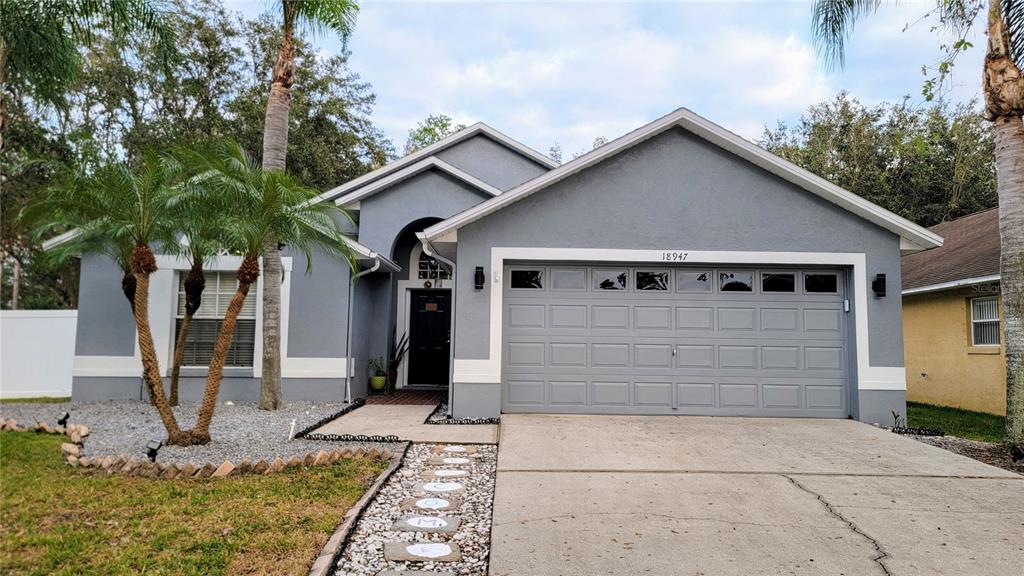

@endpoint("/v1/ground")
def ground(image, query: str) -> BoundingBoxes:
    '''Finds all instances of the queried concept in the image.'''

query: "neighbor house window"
[636,271,669,291]
[510,269,543,289]
[418,252,451,280]
[719,271,753,292]
[970,296,1000,346]
[175,271,257,367]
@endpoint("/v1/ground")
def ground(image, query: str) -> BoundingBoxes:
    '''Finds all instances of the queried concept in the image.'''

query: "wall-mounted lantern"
[474,266,485,290]
[872,273,886,297]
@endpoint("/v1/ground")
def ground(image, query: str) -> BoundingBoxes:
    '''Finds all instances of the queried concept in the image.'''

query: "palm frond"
[811,0,883,69]
[292,0,359,41]
[1005,0,1024,65]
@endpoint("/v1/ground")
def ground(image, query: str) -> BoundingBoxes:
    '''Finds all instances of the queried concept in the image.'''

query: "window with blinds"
[176,272,257,367]
[970,296,1000,347]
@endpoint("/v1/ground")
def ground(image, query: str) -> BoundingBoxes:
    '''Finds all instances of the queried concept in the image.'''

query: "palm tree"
[24,150,188,443]
[0,0,175,152]
[259,0,359,411]
[811,0,1024,450]
[180,140,356,443]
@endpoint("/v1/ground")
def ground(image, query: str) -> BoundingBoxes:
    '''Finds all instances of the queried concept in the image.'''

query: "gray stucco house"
[70,108,942,424]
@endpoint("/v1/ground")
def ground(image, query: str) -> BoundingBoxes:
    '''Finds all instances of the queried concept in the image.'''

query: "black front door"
[407,290,451,386]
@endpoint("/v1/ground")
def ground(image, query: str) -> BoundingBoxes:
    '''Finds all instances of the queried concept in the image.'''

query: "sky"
[225,0,987,157]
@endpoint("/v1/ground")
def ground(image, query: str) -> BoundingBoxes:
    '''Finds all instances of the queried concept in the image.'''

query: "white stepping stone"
[441,457,471,465]
[420,468,469,479]
[392,515,461,534]
[401,496,459,511]
[432,445,478,454]
[384,541,461,562]
[414,481,465,495]
[377,571,454,576]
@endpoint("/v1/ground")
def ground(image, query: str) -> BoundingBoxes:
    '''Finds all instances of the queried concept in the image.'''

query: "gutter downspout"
[418,233,456,417]
[345,258,381,404]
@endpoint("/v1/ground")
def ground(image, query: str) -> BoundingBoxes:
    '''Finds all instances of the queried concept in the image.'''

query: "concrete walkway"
[491,415,1023,576]
[314,404,498,444]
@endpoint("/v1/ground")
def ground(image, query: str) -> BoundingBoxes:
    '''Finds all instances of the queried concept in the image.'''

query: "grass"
[0,432,387,575]
[907,401,1006,443]
[0,397,71,404]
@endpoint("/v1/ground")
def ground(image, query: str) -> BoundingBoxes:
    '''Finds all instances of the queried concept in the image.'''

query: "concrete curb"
[308,441,412,576]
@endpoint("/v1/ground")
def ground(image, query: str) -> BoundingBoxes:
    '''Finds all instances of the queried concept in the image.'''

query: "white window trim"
[969,296,1001,347]
[450,248,905,392]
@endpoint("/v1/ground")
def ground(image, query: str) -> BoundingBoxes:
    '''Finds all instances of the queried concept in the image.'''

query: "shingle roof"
[901,208,1000,290]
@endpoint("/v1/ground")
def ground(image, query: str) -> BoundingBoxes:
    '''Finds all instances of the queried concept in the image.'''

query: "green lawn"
[0,431,386,576]
[907,401,1006,443]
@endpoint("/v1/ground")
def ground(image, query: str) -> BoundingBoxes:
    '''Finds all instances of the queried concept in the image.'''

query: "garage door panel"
[503,263,848,418]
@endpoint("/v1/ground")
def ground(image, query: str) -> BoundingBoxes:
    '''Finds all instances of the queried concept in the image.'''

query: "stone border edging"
[423,402,501,426]
[1,416,393,479]
[294,398,367,439]
[308,441,412,576]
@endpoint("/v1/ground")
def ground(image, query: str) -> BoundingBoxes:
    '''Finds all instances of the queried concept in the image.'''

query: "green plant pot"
[369,376,387,391]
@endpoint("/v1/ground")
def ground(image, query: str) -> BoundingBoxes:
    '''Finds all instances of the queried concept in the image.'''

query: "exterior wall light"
[474,266,485,290]
[872,273,886,297]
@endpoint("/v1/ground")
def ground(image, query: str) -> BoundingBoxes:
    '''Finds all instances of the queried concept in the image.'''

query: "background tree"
[179,140,357,442]
[258,0,360,411]
[404,114,467,155]
[760,92,997,227]
[810,0,1023,451]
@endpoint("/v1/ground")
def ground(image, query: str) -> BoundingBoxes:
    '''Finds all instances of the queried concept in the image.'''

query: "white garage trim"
[451,248,905,392]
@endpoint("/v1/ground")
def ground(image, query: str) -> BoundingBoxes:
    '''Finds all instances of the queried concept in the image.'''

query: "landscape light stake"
[146,440,163,463]
[57,412,70,427]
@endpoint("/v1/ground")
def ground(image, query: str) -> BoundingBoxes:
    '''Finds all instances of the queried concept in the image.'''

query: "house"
[901,208,1005,415]
[68,108,943,424]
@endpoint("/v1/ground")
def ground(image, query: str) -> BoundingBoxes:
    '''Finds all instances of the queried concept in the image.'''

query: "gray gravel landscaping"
[0,400,398,465]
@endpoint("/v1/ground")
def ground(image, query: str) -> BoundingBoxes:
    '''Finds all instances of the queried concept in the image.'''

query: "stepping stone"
[392,515,461,534]
[431,445,478,455]
[419,468,469,480]
[383,541,461,562]
[377,571,454,576]
[413,481,465,495]
[426,456,473,466]
[401,496,459,512]
[378,565,454,569]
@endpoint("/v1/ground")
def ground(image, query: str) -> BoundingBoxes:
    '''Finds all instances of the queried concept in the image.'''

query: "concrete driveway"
[490,415,1023,576]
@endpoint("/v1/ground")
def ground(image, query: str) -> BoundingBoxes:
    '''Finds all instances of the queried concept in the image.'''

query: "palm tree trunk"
[994,117,1024,448]
[191,256,260,442]
[170,264,205,406]
[129,245,186,444]
[259,238,283,410]
[984,0,1024,449]
[257,13,295,410]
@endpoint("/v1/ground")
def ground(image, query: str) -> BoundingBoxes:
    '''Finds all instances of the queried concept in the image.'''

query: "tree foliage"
[404,114,466,155]
[759,93,996,227]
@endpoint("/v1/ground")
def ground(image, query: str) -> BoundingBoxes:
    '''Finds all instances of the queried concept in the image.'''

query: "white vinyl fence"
[0,310,77,398]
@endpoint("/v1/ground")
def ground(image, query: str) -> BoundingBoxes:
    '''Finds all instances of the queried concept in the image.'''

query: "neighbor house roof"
[901,208,1000,294]
[421,108,943,254]
[315,123,558,205]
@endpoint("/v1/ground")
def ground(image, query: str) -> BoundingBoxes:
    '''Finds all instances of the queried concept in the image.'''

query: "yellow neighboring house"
[901,208,1005,415]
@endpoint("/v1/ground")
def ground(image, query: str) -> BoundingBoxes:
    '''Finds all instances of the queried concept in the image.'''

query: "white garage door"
[501,263,849,417]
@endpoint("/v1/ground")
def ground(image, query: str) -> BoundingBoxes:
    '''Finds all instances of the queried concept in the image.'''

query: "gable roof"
[316,123,558,205]
[330,157,503,208]
[902,208,1000,293]
[421,108,944,253]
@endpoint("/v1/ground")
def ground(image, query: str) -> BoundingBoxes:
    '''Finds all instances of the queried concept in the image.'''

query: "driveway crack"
[784,474,893,576]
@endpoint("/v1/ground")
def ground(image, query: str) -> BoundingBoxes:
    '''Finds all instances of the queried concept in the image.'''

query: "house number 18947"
[661,251,688,261]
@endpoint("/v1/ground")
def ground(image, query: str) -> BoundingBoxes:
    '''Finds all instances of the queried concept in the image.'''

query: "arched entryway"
[390,218,452,390]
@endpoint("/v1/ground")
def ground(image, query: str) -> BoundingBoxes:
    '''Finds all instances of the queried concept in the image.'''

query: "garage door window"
[676,271,712,292]
[551,269,586,291]
[804,273,838,293]
[762,272,795,293]
[636,271,669,291]
[594,270,627,290]
[510,269,543,289]
[719,271,753,292]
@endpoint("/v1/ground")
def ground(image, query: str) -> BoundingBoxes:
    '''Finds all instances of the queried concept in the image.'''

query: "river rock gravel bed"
[908,433,1024,474]
[0,400,398,465]
[333,443,498,575]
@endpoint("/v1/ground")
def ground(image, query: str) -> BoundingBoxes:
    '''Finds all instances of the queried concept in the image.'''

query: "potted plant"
[388,331,410,386]
[368,357,387,392]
